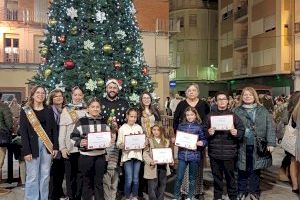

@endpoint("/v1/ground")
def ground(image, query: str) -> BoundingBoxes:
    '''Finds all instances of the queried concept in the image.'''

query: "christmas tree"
[30,0,153,105]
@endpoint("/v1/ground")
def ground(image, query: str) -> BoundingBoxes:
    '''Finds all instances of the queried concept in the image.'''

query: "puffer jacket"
[204,109,245,160]
[177,121,207,162]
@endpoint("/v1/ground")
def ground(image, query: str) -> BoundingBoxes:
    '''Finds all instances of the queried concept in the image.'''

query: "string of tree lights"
[30,0,153,105]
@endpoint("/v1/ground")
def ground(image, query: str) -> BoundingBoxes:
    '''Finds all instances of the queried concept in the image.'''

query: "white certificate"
[210,115,234,130]
[87,132,111,150]
[152,148,173,164]
[175,131,198,150]
[124,134,146,150]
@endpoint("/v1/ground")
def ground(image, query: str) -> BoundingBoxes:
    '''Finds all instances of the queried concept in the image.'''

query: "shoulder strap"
[22,106,53,153]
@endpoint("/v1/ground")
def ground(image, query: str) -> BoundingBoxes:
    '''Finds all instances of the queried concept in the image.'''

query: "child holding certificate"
[71,97,111,200]
[117,108,145,200]
[173,106,207,200]
[143,124,172,200]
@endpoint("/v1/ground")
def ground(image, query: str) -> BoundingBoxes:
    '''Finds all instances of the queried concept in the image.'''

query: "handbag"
[280,118,297,156]
[0,127,12,147]
[243,109,271,157]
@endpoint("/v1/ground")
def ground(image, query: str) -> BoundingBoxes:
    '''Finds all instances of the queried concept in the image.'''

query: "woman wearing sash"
[48,89,66,200]
[20,86,59,200]
[59,86,86,200]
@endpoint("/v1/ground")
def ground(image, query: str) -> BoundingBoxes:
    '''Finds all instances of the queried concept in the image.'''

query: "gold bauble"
[97,78,104,86]
[40,47,48,56]
[102,44,112,54]
[44,69,52,79]
[131,79,138,87]
[49,19,57,27]
[125,46,132,54]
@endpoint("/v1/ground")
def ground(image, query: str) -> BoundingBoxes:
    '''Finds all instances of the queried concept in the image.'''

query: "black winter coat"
[203,109,245,160]
[20,106,58,158]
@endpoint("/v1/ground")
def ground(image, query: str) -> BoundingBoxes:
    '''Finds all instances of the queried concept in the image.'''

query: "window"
[252,48,276,67]
[189,15,197,27]
[221,3,233,21]
[221,58,233,73]
[179,17,184,28]
[264,15,275,32]
[221,31,233,47]
[4,35,19,63]
[6,0,18,20]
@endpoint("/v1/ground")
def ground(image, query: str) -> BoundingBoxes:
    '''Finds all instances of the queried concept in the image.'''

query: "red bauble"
[142,65,149,75]
[64,59,75,70]
[58,35,66,43]
[113,61,122,70]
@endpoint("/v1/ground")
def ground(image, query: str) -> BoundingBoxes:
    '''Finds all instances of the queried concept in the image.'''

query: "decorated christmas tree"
[30,0,153,105]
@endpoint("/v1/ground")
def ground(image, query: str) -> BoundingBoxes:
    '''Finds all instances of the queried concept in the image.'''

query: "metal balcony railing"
[235,5,248,20]
[234,38,247,48]
[170,1,217,11]
[295,22,300,34]
[0,49,42,64]
[1,8,48,26]
[156,19,180,33]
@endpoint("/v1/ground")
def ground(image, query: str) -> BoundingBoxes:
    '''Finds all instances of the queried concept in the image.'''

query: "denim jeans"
[174,160,199,199]
[124,159,141,199]
[148,165,167,200]
[25,139,52,200]
[238,145,260,196]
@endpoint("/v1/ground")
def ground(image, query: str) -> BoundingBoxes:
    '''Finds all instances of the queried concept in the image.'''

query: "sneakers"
[0,188,10,196]
[249,194,260,200]
[237,193,246,200]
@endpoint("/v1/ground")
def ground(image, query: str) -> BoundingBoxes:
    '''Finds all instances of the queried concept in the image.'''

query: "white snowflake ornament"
[84,40,95,50]
[85,79,97,91]
[66,7,78,19]
[115,30,127,40]
[52,36,57,43]
[55,81,65,92]
[96,11,106,23]
[129,93,140,105]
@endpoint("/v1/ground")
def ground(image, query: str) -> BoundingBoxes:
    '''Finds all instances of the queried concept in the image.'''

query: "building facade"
[169,0,225,97]
[0,0,47,102]
[294,0,300,91]
[218,0,295,95]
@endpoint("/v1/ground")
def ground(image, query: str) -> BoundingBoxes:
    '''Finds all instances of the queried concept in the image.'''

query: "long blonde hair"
[292,99,300,123]
[237,87,262,107]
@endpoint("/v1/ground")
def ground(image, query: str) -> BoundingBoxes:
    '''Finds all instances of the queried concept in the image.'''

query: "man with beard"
[101,79,129,200]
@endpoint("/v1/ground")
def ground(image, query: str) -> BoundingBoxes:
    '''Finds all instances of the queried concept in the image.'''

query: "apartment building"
[0,0,47,102]
[134,0,171,109]
[218,0,295,95]
[169,0,226,97]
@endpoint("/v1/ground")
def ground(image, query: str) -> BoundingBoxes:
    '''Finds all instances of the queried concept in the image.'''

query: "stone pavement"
[0,147,299,200]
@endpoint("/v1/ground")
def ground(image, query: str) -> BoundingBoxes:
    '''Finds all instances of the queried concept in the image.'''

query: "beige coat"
[59,107,86,153]
[143,138,171,179]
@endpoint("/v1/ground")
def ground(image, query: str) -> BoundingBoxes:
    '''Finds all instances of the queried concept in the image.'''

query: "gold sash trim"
[23,106,53,154]
[66,106,78,123]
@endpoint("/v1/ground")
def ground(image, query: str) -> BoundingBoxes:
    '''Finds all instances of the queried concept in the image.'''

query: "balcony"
[156,19,180,33]
[1,8,48,27]
[152,55,179,74]
[295,22,300,34]
[234,5,248,22]
[234,38,247,50]
[222,10,233,21]
[170,1,217,11]
[0,48,42,67]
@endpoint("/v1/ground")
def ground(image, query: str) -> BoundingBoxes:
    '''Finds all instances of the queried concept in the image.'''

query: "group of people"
[0,81,299,200]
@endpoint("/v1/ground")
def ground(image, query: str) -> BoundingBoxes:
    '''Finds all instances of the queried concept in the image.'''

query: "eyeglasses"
[142,97,151,100]
[217,98,228,101]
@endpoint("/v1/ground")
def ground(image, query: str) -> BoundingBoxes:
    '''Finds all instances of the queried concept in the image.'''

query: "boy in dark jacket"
[203,91,245,200]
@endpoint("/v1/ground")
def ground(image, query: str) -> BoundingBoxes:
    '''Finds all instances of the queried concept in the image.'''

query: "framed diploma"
[152,148,173,164]
[87,132,111,150]
[175,131,198,150]
[210,115,234,130]
[124,134,146,150]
